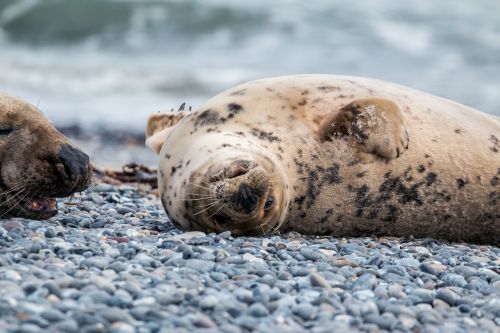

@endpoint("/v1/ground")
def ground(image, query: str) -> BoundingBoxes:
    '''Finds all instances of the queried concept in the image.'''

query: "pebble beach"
[0,182,499,333]
[1,1,500,332]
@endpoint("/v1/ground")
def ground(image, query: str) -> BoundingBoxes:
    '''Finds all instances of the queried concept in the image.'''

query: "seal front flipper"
[145,111,186,154]
[320,98,409,161]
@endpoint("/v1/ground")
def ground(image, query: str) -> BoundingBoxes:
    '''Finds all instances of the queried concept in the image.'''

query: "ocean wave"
[0,0,499,129]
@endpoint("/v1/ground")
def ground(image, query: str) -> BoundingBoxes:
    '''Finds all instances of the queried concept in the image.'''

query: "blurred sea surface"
[1,0,500,133]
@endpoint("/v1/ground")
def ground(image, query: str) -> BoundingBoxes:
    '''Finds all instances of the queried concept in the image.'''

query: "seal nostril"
[233,183,260,213]
[56,144,90,190]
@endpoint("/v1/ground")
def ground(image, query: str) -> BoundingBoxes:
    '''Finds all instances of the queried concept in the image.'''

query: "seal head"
[0,93,92,219]
[184,155,288,235]
[146,111,289,235]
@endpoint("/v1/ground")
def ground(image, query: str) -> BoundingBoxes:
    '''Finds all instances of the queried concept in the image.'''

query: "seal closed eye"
[146,74,500,245]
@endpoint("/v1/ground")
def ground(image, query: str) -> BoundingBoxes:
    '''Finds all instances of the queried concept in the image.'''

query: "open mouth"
[21,197,58,215]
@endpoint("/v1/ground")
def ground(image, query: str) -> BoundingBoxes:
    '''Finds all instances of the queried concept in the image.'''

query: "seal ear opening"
[319,98,409,161]
[145,112,185,154]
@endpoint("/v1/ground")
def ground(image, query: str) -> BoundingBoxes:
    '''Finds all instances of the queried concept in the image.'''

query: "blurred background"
[1,0,499,166]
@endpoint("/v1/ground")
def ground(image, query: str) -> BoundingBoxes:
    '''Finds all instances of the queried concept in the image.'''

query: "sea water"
[1,0,499,131]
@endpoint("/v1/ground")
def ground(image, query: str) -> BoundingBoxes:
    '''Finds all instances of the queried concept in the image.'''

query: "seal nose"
[233,183,261,213]
[56,144,90,191]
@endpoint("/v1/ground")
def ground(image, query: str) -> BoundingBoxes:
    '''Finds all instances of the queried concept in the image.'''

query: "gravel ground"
[0,183,499,333]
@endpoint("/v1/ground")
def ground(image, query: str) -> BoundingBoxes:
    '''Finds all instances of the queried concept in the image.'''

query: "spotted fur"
[146,75,500,245]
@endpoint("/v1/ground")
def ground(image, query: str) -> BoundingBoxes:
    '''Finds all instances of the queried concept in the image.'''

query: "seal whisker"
[0,187,28,208]
[207,202,226,220]
[186,182,212,192]
[183,192,215,198]
[0,184,27,197]
[193,200,221,216]
[194,200,220,208]
[0,188,31,217]
[174,197,214,202]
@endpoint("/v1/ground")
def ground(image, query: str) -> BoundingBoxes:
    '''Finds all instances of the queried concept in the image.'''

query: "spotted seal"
[146,75,500,245]
[0,93,91,219]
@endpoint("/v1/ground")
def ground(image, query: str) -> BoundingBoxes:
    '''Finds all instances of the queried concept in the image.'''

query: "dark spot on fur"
[456,178,467,188]
[356,171,367,178]
[454,129,462,134]
[489,135,499,153]
[318,208,333,224]
[489,191,499,205]
[294,196,306,207]
[170,164,182,176]
[491,176,499,186]
[317,86,340,92]
[381,205,399,223]
[299,212,307,218]
[425,172,437,186]
[250,128,281,142]
[298,98,307,106]
[322,164,342,184]
[431,190,451,203]
[349,184,371,217]
[165,153,171,159]
[195,109,226,127]
[306,170,320,208]
[221,143,232,148]
[379,177,423,205]
[417,164,426,173]
[227,103,243,114]
[235,131,246,136]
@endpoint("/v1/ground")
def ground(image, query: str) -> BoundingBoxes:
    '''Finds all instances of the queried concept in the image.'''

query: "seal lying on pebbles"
[146,75,500,245]
[0,93,91,219]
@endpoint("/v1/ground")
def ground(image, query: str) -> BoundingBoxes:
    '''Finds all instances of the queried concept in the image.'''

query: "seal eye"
[264,195,275,211]
[0,127,14,136]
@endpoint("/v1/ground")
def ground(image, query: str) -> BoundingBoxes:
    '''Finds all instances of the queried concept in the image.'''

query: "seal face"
[0,93,92,219]
[147,75,500,245]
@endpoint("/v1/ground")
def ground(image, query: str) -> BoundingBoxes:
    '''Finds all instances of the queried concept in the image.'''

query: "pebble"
[0,184,496,332]
[435,288,462,306]
[248,303,270,317]
[199,295,218,310]
[309,272,331,289]
[293,303,317,321]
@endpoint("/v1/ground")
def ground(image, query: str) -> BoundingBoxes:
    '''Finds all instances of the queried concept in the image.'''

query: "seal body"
[147,75,500,245]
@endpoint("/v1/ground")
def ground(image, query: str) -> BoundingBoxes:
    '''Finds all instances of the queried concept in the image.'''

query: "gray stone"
[248,303,269,317]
